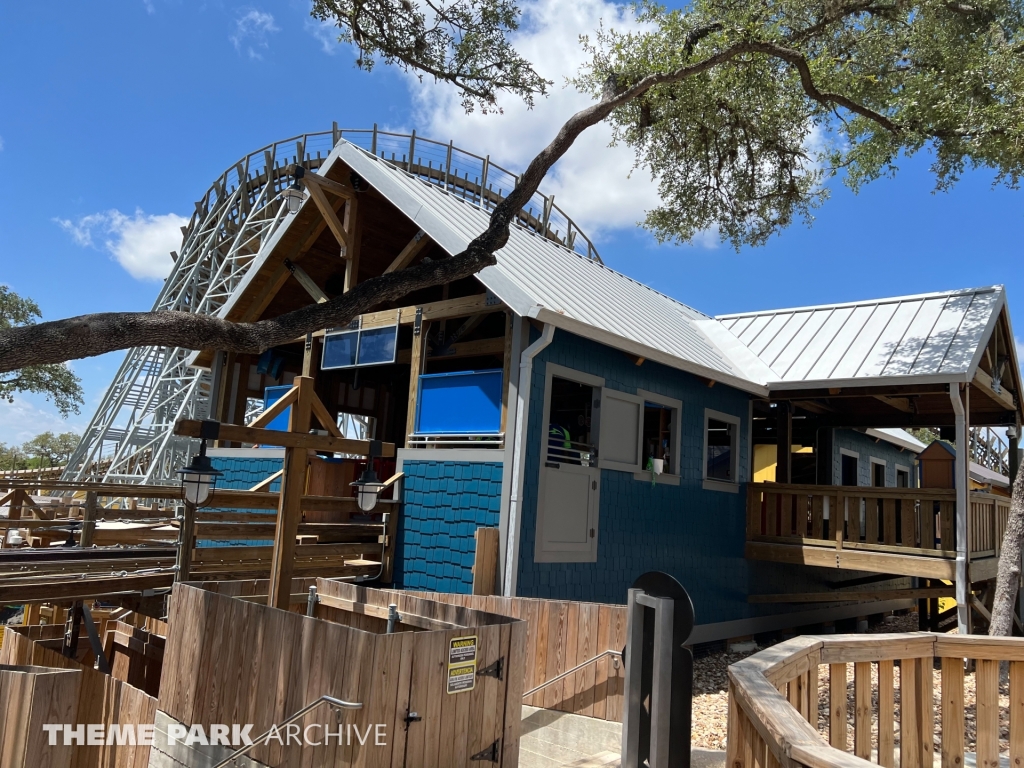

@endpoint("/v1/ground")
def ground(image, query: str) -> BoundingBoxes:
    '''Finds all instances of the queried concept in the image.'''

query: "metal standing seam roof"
[212,138,1010,399]
[336,142,770,395]
[715,286,1007,388]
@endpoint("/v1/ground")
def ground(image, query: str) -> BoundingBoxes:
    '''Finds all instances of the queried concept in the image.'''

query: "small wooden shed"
[919,440,956,488]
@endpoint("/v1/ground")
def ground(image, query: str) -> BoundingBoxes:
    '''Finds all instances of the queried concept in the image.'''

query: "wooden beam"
[342,196,360,289]
[268,375,313,610]
[0,573,174,603]
[79,491,97,548]
[284,259,329,303]
[384,230,431,274]
[298,169,354,199]
[247,385,298,429]
[248,469,283,492]
[873,395,914,413]
[974,367,1017,412]
[174,419,395,457]
[472,527,499,596]
[304,178,349,249]
[745,541,958,580]
[310,394,343,438]
[748,587,955,604]
[316,592,461,630]
[406,319,428,448]
[395,336,505,364]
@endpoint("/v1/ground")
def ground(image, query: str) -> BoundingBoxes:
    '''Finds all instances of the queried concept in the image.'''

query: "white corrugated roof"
[716,287,1006,388]
[337,142,770,394]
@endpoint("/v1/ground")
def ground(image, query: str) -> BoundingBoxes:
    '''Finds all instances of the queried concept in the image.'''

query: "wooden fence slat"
[830,663,846,749]
[941,656,965,768]
[878,659,895,768]
[1010,661,1024,768]
[854,661,872,759]
[977,659,1000,768]
[901,657,920,768]
[883,498,897,544]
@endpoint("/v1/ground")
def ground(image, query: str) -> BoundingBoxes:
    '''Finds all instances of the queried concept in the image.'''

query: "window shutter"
[598,389,644,472]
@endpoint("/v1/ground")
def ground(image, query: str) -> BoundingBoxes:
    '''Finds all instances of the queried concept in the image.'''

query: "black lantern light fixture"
[176,436,223,508]
[283,166,306,214]
[351,440,386,513]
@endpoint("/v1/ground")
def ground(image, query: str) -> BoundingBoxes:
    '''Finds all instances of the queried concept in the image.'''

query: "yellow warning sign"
[447,636,478,694]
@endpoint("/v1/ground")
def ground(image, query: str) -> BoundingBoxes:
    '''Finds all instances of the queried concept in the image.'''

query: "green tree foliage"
[310,0,551,111]
[572,0,1024,248]
[0,287,83,416]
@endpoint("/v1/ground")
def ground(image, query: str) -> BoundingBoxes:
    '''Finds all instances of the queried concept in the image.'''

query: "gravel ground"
[689,612,953,752]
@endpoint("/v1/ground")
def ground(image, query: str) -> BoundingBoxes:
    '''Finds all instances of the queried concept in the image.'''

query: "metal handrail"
[211,694,362,768]
[522,649,622,699]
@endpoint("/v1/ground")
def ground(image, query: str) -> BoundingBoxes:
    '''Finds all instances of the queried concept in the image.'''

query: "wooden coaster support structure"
[174,375,396,610]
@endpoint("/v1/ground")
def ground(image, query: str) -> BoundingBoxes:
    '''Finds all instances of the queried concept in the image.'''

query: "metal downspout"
[503,323,555,597]
[950,385,969,633]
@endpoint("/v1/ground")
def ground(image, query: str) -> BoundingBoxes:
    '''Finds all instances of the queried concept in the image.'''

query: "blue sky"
[0,0,1020,444]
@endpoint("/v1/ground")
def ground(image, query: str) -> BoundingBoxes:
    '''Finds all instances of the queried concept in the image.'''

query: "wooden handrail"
[728,633,1024,768]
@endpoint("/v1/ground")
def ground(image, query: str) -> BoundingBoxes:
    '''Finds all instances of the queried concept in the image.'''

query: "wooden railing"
[969,492,1011,558]
[0,479,400,603]
[747,483,1007,561]
[728,632,1024,768]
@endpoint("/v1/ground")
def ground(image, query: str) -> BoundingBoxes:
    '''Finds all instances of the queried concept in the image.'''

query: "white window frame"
[599,388,645,473]
[895,463,913,488]
[869,457,888,487]
[633,390,682,486]
[536,363,604,563]
[540,363,604,463]
[703,408,741,493]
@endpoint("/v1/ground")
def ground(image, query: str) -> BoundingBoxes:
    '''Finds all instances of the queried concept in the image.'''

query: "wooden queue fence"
[0,478,400,604]
[153,580,526,768]
[727,632,1024,768]
[410,591,629,723]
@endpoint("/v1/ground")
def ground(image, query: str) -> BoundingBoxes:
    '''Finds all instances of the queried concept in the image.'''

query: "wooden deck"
[745,483,1010,583]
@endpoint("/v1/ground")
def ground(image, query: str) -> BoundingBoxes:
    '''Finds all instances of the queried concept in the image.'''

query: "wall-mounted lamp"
[351,440,386,512]
[176,434,223,508]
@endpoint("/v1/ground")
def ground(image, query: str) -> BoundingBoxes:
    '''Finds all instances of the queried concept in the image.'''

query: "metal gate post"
[621,572,695,768]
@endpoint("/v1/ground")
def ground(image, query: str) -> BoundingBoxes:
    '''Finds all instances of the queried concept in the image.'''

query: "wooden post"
[80,490,97,548]
[175,503,196,582]
[268,375,314,610]
[405,314,428,448]
[776,402,792,484]
[473,527,500,595]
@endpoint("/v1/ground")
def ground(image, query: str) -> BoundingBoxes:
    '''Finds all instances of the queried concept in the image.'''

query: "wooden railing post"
[268,375,313,610]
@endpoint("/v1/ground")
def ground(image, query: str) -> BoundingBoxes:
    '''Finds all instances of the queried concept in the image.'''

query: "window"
[321,323,398,369]
[703,409,741,492]
[546,375,598,466]
[896,465,911,488]
[872,459,887,487]
[634,391,681,484]
[840,450,859,486]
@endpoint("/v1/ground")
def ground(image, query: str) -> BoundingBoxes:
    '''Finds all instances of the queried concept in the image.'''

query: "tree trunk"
[989,468,1024,636]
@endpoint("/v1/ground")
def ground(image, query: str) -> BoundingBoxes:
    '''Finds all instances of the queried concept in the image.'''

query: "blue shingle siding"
[515,328,862,626]
[833,430,917,486]
[396,460,503,593]
[203,456,281,547]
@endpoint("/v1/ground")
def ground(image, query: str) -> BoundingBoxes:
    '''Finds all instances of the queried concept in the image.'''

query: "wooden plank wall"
[159,582,525,767]
[0,629,157,768]
[0,663,80,768]
[409,592,629,723]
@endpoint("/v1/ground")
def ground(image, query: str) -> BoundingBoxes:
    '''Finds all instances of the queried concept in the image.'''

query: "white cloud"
[407,0,661,240]
[142,0,155,14]
[231,9,279,60]
[55,209,187,281]
[0,396,88,446]
[0,135,4,152]
[306,18,340,55]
